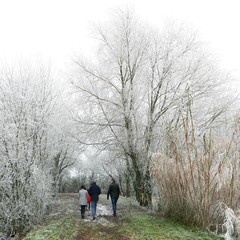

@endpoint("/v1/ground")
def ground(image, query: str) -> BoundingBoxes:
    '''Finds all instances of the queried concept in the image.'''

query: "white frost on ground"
[97,204,113,216]
[82,203,115,226]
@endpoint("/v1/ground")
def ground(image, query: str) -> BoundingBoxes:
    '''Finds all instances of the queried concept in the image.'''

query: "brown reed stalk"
[151,113,240,231]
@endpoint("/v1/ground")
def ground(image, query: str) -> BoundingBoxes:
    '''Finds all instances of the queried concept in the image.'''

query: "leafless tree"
[71,8,234,206]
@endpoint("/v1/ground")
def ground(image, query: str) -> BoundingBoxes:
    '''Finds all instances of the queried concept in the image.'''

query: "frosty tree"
[71,8,232,206]
[0,62,78,234]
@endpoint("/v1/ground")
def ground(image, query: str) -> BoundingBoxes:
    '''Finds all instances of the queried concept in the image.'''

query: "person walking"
[88,181,101,220]
[87,192,91,210]
[107,179,120,217]
[79,185,88,219]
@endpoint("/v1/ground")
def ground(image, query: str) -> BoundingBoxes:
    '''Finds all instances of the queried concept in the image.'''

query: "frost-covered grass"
[24,216,80,240]
[124,211,224,240]
[23,211,225,240]
[22,194,226,240]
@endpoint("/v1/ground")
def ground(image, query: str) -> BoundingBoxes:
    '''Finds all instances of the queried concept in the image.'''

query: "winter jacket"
[107,182,120,200]
[79,189,88,206]
[88,182,101,202]
[87,194,92,203]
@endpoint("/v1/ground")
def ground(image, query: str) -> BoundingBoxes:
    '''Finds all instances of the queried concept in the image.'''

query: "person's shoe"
[93,217,96,220]
[81,215,84,219]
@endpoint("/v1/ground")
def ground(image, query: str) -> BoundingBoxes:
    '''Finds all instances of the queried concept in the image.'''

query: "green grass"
[124,212,224,240]
[23,212,225,240]
[24,216,80,240]
[23,194,225,240]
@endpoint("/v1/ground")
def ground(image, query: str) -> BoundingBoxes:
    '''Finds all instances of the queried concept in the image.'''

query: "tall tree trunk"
[130,154,152,206]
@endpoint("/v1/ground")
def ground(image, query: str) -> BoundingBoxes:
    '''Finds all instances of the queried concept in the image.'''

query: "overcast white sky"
[0,0,239,80]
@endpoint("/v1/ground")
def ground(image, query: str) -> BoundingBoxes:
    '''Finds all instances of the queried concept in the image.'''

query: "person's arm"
[107,185,111,200]
[117,185,120,197]
[88,187,92,196]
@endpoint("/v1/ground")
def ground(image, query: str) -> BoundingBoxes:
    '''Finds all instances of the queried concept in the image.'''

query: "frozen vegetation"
[1,7,240,240]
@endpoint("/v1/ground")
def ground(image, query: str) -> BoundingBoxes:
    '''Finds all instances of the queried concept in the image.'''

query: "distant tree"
[51,145,76,195]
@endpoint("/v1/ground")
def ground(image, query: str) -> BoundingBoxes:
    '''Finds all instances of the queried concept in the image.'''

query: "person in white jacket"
[79,185,88,219]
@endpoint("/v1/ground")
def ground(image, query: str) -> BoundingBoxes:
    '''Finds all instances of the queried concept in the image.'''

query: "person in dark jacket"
[88,181,101,220]
[107,179,120,217]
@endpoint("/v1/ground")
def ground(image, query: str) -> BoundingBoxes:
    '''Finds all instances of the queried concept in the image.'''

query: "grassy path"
[22,193,224,240]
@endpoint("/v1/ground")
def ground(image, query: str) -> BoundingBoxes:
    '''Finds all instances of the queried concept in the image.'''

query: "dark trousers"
[81,205,86,218]
[111,198,118,216]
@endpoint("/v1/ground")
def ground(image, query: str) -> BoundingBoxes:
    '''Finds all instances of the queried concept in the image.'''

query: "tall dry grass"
[151,114,240,234]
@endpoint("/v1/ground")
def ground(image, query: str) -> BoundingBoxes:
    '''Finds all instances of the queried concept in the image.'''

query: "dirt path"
[47,193,127,221]
[37,193,133,240]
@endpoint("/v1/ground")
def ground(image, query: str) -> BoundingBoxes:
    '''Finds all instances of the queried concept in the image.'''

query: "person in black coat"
[107,179,120,217]
[88,181,101,220]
